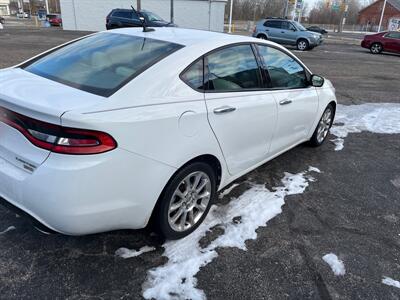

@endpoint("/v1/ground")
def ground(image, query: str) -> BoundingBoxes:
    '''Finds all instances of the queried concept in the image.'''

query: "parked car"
[16,11,30,18]
[361,31,400,54]
[106,9,176,30]
[253,18,324,51]
[307,25,328,34]
[47,14,62,26]
[0,28,336,239]
[0,16,4,24]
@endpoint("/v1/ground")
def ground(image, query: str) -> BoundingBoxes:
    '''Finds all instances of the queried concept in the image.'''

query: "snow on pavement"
[330,103,400,151]
[218,183,240,199]
[0,226,16,235]
[115,246,156,259]
[322,253,346,276]
[382,277,400,289]
[142,167,320,300]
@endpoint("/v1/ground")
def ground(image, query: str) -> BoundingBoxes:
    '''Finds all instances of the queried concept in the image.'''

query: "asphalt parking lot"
[0,28,399,300]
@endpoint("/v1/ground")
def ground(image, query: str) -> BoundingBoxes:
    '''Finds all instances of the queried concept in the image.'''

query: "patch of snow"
[115,246,156,259]
[330,138,344,151]
[308,166,321,173]
[391,177,400,189]
[331,103,400,151]
[143,167,319,300]
[218,183,240,199]
[382,277,400,289]
[322,253,346,276]
[0,226,16,235]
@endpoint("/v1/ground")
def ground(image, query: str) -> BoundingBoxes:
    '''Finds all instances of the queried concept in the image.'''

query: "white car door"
[204,44,278,175]
[256,44,319,155]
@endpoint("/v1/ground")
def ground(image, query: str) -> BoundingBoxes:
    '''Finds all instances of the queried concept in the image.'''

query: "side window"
[113,11,123,18]
[264,20,282,28]
[205,45,262,91]
[181,59,204,90]
[284,22,296,31]
[257,45,308,89]
[120,11,133,19]
[386,32,400,39]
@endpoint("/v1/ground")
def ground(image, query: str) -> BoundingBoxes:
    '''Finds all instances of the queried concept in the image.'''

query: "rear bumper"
[0,148,176,235]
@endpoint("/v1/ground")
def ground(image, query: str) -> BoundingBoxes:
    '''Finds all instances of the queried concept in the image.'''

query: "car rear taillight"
[0,107,117,155]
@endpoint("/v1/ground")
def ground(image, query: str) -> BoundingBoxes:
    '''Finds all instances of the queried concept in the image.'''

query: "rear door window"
[204,44,262,91]
[23,33,184,97]
[264,20,283,29]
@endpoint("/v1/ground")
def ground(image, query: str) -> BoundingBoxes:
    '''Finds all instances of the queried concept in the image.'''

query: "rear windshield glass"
[23,33,184,97]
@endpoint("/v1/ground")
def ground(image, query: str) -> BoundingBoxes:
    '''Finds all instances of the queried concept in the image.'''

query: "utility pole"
[338,0,347,33]
[378,0,387,32]
[170,0,174,23]
[137,0,141,10]
[292,0,297,20]
[228,0,233,33]
[45,0,50,14]
[284,0,289,18]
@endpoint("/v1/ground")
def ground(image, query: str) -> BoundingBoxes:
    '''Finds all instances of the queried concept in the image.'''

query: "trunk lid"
[0,68,103,172]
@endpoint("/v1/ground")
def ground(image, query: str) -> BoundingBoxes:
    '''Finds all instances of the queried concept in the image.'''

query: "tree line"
[226,0,368,25]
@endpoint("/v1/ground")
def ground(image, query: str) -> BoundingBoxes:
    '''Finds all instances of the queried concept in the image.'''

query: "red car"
[47,14,62,27]
[361,31,400,54]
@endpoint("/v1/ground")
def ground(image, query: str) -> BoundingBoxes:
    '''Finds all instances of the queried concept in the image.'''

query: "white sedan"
[0,28,336,239]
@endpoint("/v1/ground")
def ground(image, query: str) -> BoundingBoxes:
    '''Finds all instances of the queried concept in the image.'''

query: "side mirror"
[139,16,145,22]
[311,75,324,87]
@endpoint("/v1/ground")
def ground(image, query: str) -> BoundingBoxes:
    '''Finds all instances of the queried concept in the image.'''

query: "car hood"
[306,30,321,36]
[0,68,103,124]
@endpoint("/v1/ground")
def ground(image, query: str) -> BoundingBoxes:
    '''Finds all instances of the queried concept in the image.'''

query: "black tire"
[154,162,217,240]
[297,39,309,51]
[370,42,383,54]
[257,34,268,40]
[309,104,334,147]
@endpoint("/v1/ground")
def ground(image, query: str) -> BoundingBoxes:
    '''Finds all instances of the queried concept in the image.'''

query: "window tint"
[205,45,261,91]
[282,22,296,30]
[264,20,282,28]
[24,33,183,97]
[386,32,400,39]
[181,59,204,90]
[257,45,308,89]
[114,11,133,19]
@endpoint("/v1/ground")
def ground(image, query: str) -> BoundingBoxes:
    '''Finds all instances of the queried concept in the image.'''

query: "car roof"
[107,27,255,47]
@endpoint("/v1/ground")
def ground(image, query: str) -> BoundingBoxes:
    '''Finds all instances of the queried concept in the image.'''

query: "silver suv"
[253,18,323,51]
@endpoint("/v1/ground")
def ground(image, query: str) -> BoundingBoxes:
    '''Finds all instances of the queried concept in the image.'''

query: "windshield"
[24,33,183,97]
[141,11,164,22]
[294,21,307,31]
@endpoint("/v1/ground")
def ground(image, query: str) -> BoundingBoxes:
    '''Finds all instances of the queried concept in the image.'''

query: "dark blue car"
[106,9,176,30]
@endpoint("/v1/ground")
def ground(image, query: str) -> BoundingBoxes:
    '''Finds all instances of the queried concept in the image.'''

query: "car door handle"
[213,106,236,114]
[279,99,292,105]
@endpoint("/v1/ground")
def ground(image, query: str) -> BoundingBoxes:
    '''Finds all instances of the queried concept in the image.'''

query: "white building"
[60,0,227,32]
[0,0,10,16]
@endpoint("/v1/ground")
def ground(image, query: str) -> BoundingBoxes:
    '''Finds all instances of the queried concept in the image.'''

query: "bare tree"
[226,0,286,21]
[308,0,362,25]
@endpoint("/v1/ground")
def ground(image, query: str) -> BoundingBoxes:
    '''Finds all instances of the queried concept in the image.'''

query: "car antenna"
[131,5,155,32]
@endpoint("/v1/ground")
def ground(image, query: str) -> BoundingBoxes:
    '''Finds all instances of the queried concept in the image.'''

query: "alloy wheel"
[167,171,212,232]
[316,108,332,143]
[371,43,382,54]
[297,40,308,51]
